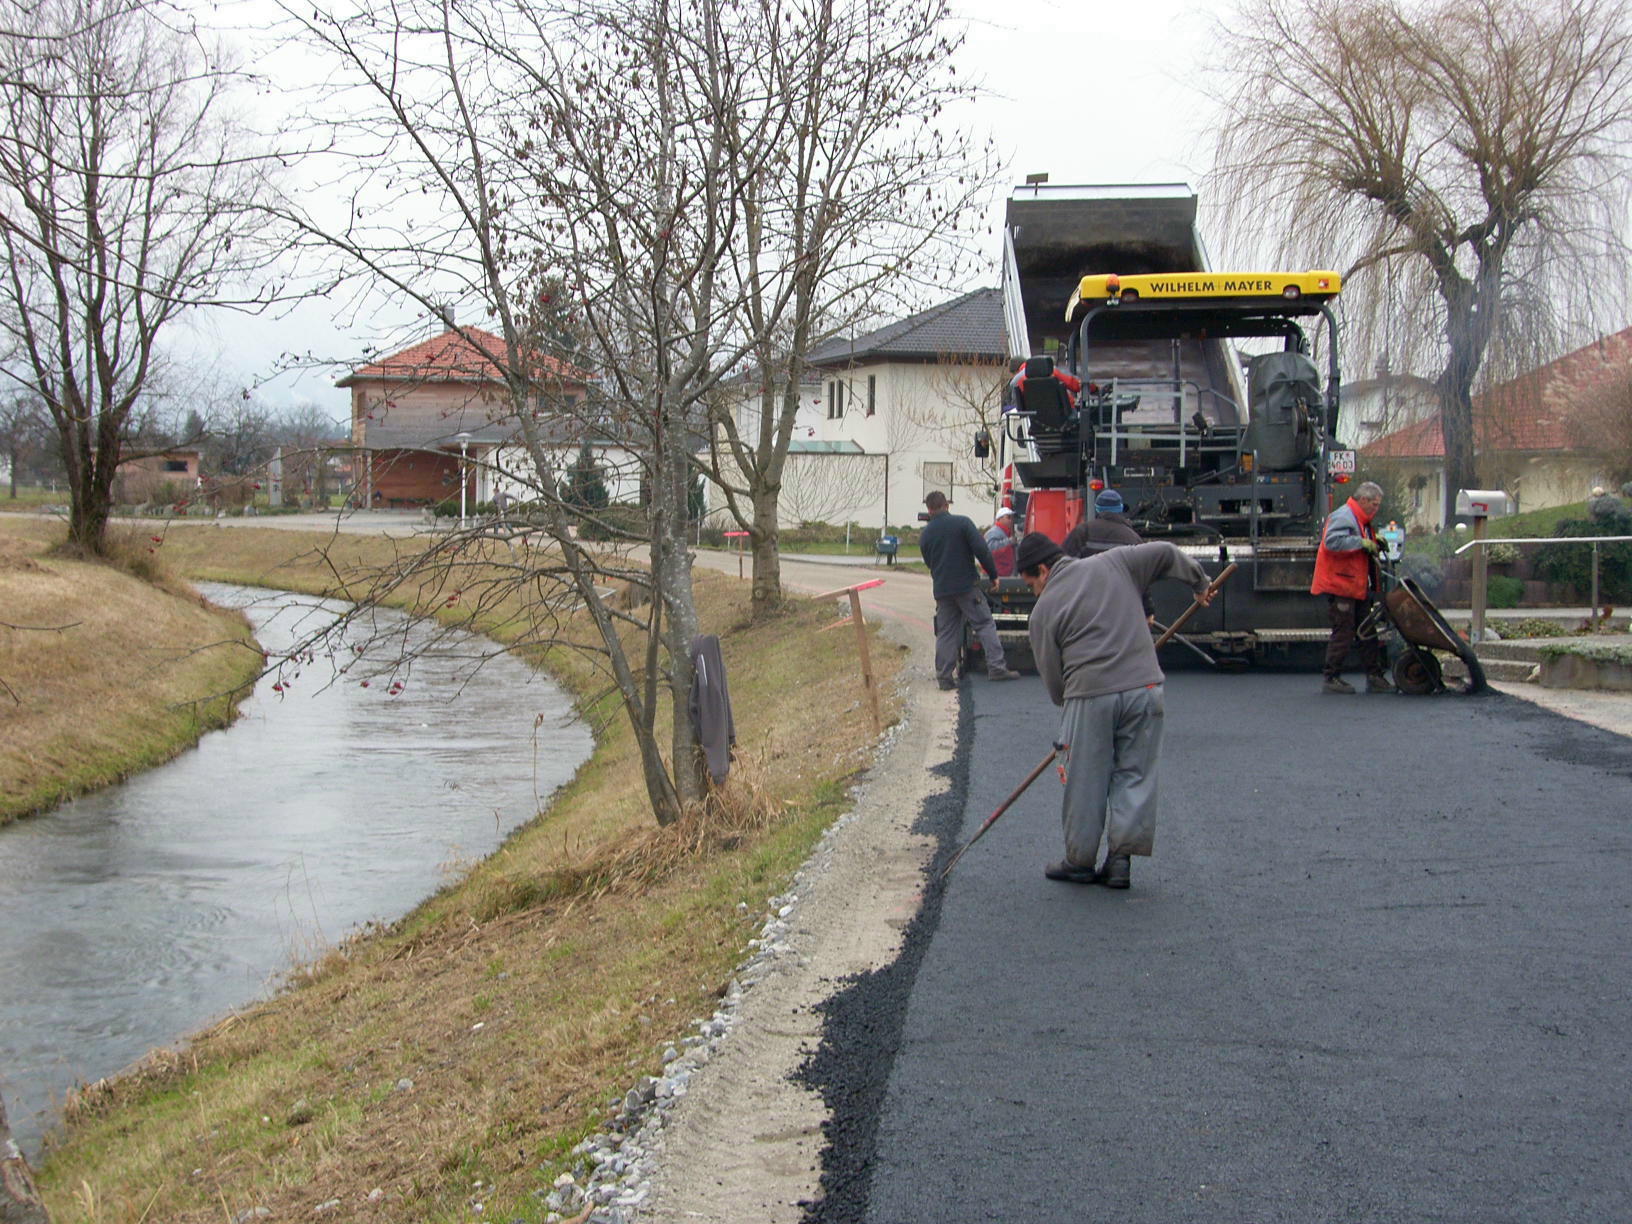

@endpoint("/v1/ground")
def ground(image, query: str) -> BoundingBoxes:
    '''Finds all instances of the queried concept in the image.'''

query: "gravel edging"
[532,618,952,1224]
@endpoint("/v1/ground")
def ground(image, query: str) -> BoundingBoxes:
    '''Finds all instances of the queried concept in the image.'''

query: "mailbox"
[1454,489,1513,518]
[876,534,900,565]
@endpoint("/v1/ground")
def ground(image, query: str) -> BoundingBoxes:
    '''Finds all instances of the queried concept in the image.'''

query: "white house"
[785,287,1008,532]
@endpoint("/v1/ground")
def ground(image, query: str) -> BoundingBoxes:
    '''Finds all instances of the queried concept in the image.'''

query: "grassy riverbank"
[0,522,260,825]
[19,521,905,1222]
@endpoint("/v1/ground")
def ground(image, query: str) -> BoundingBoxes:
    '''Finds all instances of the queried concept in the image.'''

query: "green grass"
[0,485,67,511]
[1493,500,1591,538]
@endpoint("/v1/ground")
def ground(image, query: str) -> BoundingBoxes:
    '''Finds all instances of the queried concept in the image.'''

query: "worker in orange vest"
[1311,480,1394,694]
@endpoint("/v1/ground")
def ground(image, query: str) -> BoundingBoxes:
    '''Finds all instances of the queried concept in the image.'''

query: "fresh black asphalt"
[800,672,1632,1223]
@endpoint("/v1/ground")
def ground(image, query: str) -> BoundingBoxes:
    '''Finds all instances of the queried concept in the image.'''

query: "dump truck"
[977,182,1350,671]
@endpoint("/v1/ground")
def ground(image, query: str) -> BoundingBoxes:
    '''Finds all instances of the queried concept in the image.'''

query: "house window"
[922,461,953,497]
[827,379,845,420]
[867,375,876,417]
[164,460,189,473]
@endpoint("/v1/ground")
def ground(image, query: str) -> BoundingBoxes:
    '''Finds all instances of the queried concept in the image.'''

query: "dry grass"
[29,519,907,1223]
[0,523,261,824]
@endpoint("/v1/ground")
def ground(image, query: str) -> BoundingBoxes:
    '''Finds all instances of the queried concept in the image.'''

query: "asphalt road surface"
[800,671,1632,1224]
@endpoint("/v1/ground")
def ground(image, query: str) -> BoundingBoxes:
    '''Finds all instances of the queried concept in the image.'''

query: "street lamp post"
[456,432,471,528]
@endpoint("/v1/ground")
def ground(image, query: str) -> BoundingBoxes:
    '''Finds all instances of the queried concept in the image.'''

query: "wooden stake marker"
[815,578,886,733]
[723,530,750,579]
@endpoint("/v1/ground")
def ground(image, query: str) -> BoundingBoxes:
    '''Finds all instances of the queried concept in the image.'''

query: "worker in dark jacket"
[1017,531,1210,890]
[919,490,1020,689]
[1062,487,1141,556]
[1312,480,1394,695]
[1063,488,1153,620]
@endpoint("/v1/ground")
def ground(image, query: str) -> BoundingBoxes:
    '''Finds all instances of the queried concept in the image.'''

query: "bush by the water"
[1535,505,1632,601]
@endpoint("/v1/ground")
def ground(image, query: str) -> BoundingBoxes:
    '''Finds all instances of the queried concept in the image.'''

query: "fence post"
[1591,541,1601,629]
[1470,517,1488,642]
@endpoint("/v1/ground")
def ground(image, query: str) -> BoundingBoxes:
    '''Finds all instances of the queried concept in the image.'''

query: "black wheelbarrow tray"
[1381,577,1487,695]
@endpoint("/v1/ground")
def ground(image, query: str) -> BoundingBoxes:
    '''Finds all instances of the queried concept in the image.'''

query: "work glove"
[1360,538,1380,556]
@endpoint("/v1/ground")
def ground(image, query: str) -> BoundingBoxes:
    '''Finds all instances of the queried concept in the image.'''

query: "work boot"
[1044,859,1102,885]
[937,675,956,691]
[1102,854,1131,889]
[1366,673,1395,693]
[987,667,1021,681]
[1321,676,1356,694]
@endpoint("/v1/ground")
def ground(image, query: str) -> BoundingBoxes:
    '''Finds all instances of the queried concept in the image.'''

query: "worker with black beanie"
[1015,531,1211,889]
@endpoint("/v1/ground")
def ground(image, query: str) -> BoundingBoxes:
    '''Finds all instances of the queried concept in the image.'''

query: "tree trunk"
[1437,288,1488,524]
[1438,376,1478,524]
[68,480,111,555]
[749,485,782,618]
[656,437,704,810]
[0,1092,51,1224]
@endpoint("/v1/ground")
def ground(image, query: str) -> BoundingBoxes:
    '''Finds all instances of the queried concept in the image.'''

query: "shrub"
[1398,554,1443,594]
[561,442,610,511]
[1484,541,1520,565]
[576,502,647,541]
[1486,574,1525,608]
[1534,509,1632,600]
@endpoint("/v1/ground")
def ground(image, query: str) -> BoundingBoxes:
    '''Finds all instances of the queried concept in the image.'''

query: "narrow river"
[0,584,593,1156]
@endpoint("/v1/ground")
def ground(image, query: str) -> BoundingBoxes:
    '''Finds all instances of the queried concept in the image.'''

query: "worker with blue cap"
[1062,487,1141,557]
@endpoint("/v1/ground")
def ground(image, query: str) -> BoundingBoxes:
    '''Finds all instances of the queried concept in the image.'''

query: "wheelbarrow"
[1367,563,1487,695]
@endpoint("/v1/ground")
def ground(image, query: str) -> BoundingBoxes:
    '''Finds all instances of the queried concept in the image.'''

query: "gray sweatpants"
[1057,685,1165,867]
[934,587,1007,680]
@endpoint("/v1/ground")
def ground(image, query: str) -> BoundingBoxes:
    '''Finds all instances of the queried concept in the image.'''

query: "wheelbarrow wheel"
[1392,647,1442,696]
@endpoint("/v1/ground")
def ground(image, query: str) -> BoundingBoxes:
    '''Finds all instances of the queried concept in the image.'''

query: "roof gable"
[807,287,1005,367]
[337,326,588,388]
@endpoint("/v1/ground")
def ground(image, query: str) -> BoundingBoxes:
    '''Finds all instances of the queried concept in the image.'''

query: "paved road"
[801,672,1632,1223]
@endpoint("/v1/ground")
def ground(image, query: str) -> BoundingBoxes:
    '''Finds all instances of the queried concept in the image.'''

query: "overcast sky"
[180,0,1228,422]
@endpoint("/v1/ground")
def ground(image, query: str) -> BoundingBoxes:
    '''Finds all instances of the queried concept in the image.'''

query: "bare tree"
[699,0,997,616]
[774,451,883,528]
[0,0,280,554]
[271,0,788,823]
[904,354,1010,504]
[1208,0,1632,522]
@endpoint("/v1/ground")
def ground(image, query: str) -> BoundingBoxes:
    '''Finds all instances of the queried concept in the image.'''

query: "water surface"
[0,584,592,1155]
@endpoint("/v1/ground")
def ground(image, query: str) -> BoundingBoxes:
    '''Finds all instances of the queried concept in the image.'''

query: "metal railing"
[1452,534,1632,640]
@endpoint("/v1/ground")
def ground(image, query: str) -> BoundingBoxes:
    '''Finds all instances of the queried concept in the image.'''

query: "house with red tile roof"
[336,325,591,508]
[1360,327,1632,530]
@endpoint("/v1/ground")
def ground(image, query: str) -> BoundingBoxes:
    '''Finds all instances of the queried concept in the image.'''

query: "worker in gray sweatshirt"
[1015,532,1212,890]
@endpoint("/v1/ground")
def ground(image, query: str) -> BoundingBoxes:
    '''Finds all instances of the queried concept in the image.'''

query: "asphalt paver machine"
[980,182,1353,671]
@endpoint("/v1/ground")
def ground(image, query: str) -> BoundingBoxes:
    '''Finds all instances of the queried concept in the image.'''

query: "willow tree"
[1209,0,1632,521]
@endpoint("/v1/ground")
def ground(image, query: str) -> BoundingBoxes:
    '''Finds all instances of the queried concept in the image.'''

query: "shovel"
[1153,562,1237,650]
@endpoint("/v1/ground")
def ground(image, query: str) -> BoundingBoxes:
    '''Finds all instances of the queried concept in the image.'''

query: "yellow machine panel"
[1068,270,1342,321]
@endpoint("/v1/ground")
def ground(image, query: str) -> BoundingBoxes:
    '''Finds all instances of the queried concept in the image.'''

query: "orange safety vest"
[1310,497,1376,600]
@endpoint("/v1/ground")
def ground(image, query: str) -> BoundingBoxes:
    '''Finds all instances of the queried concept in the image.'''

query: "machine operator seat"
[1012,355,1074,432]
